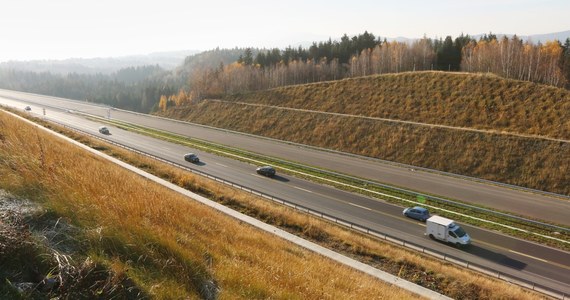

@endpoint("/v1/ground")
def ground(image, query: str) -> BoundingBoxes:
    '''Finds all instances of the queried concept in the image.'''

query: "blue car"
[403,206,430,222]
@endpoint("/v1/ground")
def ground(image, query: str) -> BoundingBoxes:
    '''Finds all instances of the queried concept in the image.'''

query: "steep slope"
[157,72,570,195]
[223,71,570,140]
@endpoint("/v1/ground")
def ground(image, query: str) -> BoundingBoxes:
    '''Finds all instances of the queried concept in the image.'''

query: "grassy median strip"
[94,116,570,251]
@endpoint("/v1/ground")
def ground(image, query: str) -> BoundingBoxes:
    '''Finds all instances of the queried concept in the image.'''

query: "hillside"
[222,72,570,140]
[157,72,570,195]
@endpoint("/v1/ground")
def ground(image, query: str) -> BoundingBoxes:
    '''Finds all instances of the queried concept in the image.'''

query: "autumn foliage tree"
[461,36,566,87]
[160,32,569,109]
[173,34,439,103]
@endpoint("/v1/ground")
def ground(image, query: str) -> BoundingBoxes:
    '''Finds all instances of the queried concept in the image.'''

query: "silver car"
[403,206,430,222]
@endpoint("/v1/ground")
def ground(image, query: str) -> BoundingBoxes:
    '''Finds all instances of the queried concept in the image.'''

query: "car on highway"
[403,206,430,222]
[256,166,276,177]
[184,153,200,163]
[98,126,110,134]
[24,106,31,111]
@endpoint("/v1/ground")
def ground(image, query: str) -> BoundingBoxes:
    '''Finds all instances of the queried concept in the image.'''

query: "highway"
[1,89,569,296]
[1,89,568,227]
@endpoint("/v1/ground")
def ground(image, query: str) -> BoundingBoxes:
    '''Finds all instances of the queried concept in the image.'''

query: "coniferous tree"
[254,52,267,67]
[480,32,498,42]
[338,34,352,64]
[243,48,254,65]
[437,36,458,70]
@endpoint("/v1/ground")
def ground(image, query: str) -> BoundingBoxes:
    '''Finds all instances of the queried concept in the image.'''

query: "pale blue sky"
[0,0,568,61]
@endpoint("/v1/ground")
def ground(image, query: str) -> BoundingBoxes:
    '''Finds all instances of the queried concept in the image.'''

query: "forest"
[0,65,175,112]
[1,32,569,113]
[0,48,245,112]
[163,33,570,109]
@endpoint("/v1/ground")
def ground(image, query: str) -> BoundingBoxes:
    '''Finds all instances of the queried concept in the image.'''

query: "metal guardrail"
[4,92,568,201]
[6,100,568,232]
[200,143,570,235]
[292,162,570,234]
[113,107,570,201]
[85,110,570,235]
[53,121,568,300]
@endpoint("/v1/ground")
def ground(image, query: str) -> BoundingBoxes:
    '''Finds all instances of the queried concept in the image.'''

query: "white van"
[426,216,471,248]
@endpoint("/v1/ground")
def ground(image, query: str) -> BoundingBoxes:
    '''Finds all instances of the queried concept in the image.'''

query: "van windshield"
[454,227,466,238]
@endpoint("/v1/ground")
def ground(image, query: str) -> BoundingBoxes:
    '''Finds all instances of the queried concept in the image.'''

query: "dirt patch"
[0,190,147,299]
[0,191,38,257]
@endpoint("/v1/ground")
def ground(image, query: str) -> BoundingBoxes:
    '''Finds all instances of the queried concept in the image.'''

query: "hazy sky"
[1,0,568,62]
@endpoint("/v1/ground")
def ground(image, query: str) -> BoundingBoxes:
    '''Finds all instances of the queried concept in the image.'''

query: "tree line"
[159,33,569,109]
[462,36,567,86]
[0,65,177,112]
[0,49,246,113]
[1,32,569,114]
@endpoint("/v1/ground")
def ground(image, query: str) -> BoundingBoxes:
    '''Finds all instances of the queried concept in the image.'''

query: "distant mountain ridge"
[292,30,570,49]
[0,49,200,75]
[2,30,568,76]
[384,30,570,44]
[471,30,570,44]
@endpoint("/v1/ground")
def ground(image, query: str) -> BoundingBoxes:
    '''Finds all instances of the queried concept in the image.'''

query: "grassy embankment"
[0,111,413,299]
[158,71,570,195]
[0,111,543,299]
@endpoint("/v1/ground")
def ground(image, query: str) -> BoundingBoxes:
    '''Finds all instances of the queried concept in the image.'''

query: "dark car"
[403,206,430,222]
[24,106,31,111]
[256,166,276,177]
[184,153,200,163]
[98,126,109,134]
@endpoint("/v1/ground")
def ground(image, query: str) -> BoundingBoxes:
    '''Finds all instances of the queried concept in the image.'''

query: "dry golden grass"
[161,101,570,196]
[0,112,420,298]
[2,110,549,299]
[220,71,570,140]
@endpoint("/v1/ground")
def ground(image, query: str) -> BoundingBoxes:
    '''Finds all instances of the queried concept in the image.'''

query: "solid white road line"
[508,250,549,263]
[293,186,313,193]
